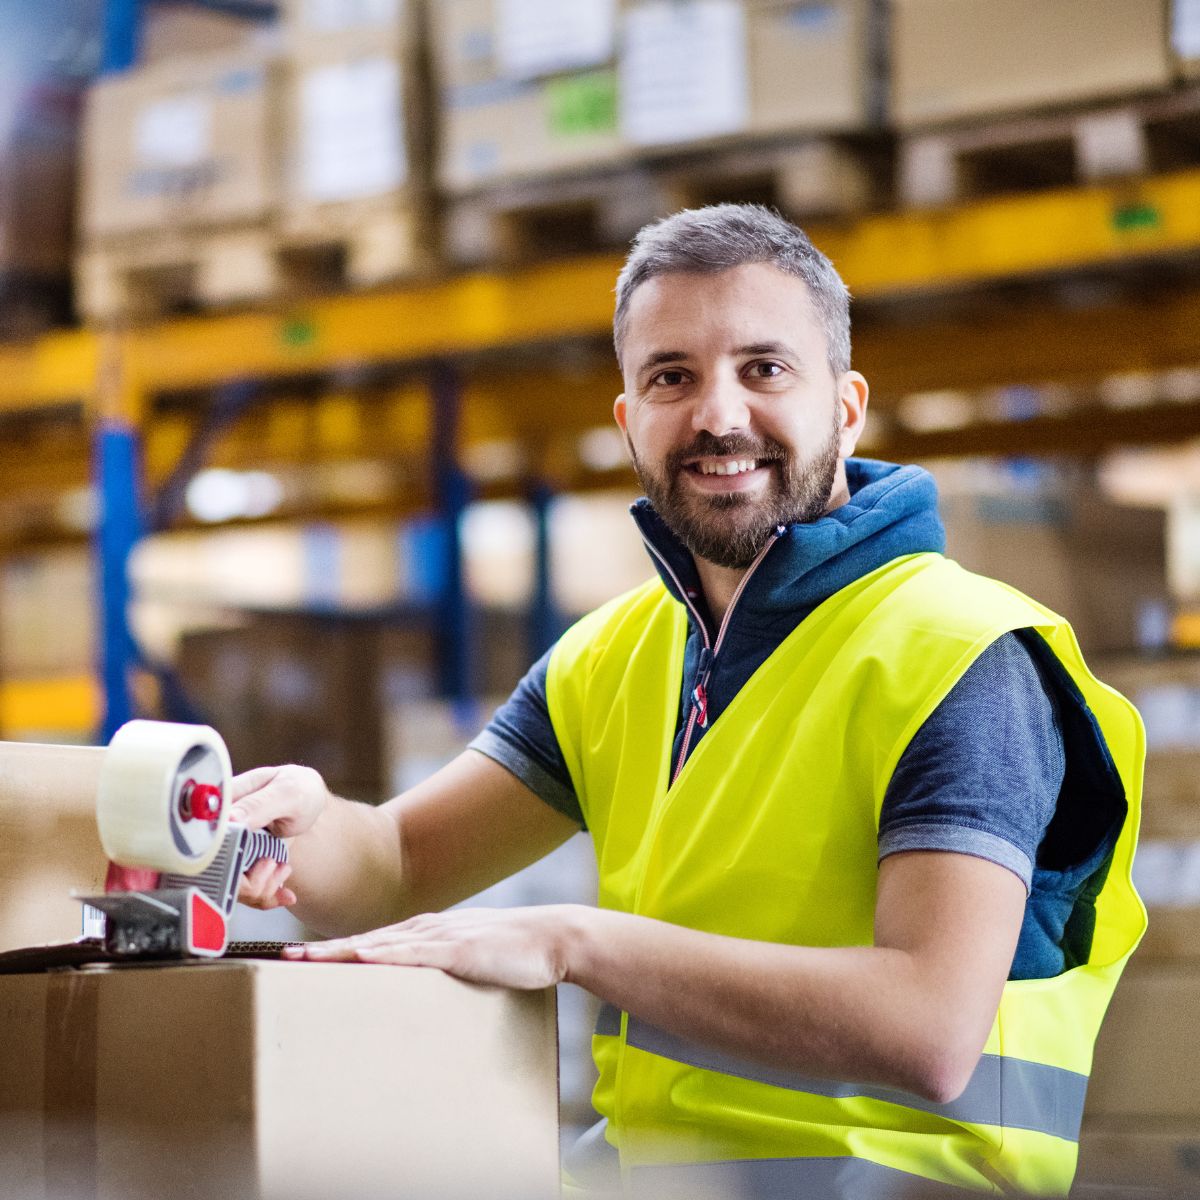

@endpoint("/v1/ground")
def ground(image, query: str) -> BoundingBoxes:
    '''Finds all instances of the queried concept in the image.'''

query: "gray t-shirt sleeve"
[878,631,1066,891]
[469,645,585,827]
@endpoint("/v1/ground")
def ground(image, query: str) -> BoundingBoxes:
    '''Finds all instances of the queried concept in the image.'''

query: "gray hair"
[613,203,851,376]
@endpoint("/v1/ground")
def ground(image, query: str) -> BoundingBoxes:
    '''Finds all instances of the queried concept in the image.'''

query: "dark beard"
[630,410,842,570]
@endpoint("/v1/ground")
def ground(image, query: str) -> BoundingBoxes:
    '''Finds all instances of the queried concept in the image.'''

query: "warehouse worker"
[231,205,1146,1197]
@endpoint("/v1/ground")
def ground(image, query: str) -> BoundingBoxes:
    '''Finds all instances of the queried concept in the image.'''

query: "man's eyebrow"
[636,350,690,375]
[735,341,798,359]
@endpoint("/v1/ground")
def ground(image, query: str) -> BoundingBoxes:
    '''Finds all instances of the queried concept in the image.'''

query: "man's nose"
[691,374,750,436]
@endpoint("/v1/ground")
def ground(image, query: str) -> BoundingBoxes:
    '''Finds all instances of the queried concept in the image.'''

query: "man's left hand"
[281,904,584,990]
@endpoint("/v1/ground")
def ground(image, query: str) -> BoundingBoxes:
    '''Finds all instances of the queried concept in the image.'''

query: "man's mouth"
[684,457,764,477]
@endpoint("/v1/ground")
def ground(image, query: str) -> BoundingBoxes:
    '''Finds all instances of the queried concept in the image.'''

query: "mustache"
[665,432,788,471]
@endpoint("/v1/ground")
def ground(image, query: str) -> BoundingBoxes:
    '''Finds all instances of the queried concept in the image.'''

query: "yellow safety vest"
[547,552,1145,1196]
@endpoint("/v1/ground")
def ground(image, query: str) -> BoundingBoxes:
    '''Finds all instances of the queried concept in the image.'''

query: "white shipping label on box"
[301,0,403,33]
[496,0,616,79]
[1176,0,1200,57]
[620,0,748,146]
[134,95,212,167]
[298,57,407,202]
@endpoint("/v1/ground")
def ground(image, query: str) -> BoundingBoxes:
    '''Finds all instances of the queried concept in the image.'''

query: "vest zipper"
[640,531,781,786]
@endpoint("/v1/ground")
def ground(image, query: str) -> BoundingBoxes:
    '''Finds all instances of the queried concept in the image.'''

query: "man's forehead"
[622,263,820,351]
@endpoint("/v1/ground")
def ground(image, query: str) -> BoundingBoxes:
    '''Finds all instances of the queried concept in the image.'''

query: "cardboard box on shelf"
[78,48,282,242]
[745,0,876,138]
[140,2,266,64]
[277,34,437,281]
[1086,966,1200,1120]
[177,614,387,802]
[0,960,560,1200]
[620,0,873,149]
[0,548,94,679]
[439,71,626,191]
[278,0,417,59]
[435,0,875,192]
[1077,1121,1200,1194]
[891,0,1172,128]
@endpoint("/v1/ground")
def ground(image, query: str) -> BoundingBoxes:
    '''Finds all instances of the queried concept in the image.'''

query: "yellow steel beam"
[126,257,623,393]
[0,168,1199,418]
[0,674,100,739]
[818,168,1200,296]
[0,329,97,412]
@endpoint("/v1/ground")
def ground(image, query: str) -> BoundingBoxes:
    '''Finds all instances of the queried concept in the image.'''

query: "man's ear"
[837,372,869,458]
[614,393,628,434]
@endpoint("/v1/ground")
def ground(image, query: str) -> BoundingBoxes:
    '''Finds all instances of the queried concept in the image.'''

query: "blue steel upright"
[94,1,142,738]
[94,422,146,737]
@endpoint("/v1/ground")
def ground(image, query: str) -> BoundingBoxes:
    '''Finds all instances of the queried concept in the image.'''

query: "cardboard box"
[1086,966,1200,1120]
[430,0,625,193]
[279,0,417,59]
[891,0,1172,128]
[435,0,875,191]
[1076,1121,1200,1193]
[280,43,426,214]
[0,548,95,679]
[440,72,625,190]
[140,2,263,64]
[0,747,107,953]
[0,959,560,1200]
[746,1,875,137]
[177,614,387,801]
[79,48,281,241]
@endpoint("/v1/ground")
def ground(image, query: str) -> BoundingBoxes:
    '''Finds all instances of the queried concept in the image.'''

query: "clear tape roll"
[97,720,233,877]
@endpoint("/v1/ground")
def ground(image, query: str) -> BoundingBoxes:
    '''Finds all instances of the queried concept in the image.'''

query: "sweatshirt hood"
[631,458,946,636]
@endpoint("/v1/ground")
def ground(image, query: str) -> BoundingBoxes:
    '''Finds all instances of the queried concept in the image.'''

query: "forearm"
[286,795,408,936]
[565,908,991,1102]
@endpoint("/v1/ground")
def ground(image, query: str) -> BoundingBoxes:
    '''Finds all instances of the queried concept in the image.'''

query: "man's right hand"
[230,764,330,910]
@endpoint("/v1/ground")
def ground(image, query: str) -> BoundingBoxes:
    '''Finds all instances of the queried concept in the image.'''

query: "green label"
[280,316,317,348]
[1111,202,1162,234]
[546,70,618,139]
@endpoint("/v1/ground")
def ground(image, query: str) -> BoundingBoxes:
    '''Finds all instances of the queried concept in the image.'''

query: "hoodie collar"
[631,458,947,632]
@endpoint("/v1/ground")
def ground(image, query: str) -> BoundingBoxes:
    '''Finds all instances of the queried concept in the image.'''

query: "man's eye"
[749,361,784,378]
[653,369,687,386]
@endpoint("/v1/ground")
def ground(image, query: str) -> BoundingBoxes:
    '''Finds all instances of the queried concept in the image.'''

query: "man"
[232,206,1145,1197]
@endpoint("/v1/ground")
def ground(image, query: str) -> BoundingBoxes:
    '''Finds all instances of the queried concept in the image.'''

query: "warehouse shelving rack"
[4,0,1200,736]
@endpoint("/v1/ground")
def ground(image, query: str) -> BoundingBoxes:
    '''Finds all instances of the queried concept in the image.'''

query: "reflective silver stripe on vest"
[595,1003,1087,1143]
[627,1155,979,1198]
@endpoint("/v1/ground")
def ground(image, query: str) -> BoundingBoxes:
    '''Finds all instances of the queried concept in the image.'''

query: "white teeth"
[697,459,758,476]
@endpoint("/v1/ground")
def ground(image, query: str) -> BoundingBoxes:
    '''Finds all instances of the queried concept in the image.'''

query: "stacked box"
[78,49,280,242]
[76,47,283,317]
[433,0,627,192]
[434,0,875,193]
[620,0,874,149]
[891,0,1172,128]
[277,0,437,282]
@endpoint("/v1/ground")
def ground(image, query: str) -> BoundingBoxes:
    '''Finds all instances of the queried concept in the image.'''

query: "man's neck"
[694,559,746,626]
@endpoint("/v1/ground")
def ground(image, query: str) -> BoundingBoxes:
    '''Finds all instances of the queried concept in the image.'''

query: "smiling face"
[615,262,868,570]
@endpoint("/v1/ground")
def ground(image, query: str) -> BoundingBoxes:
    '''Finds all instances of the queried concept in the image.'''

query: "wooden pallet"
[899,85,1200,209]
[77,200,438,322]
[445,136,887,268]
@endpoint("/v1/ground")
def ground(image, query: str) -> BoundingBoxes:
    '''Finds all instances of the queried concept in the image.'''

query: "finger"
[237,856,276,899]
[228,767,281,806]
[353,941,459,970]
[277,887,298,907]
[228,787,300,833]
